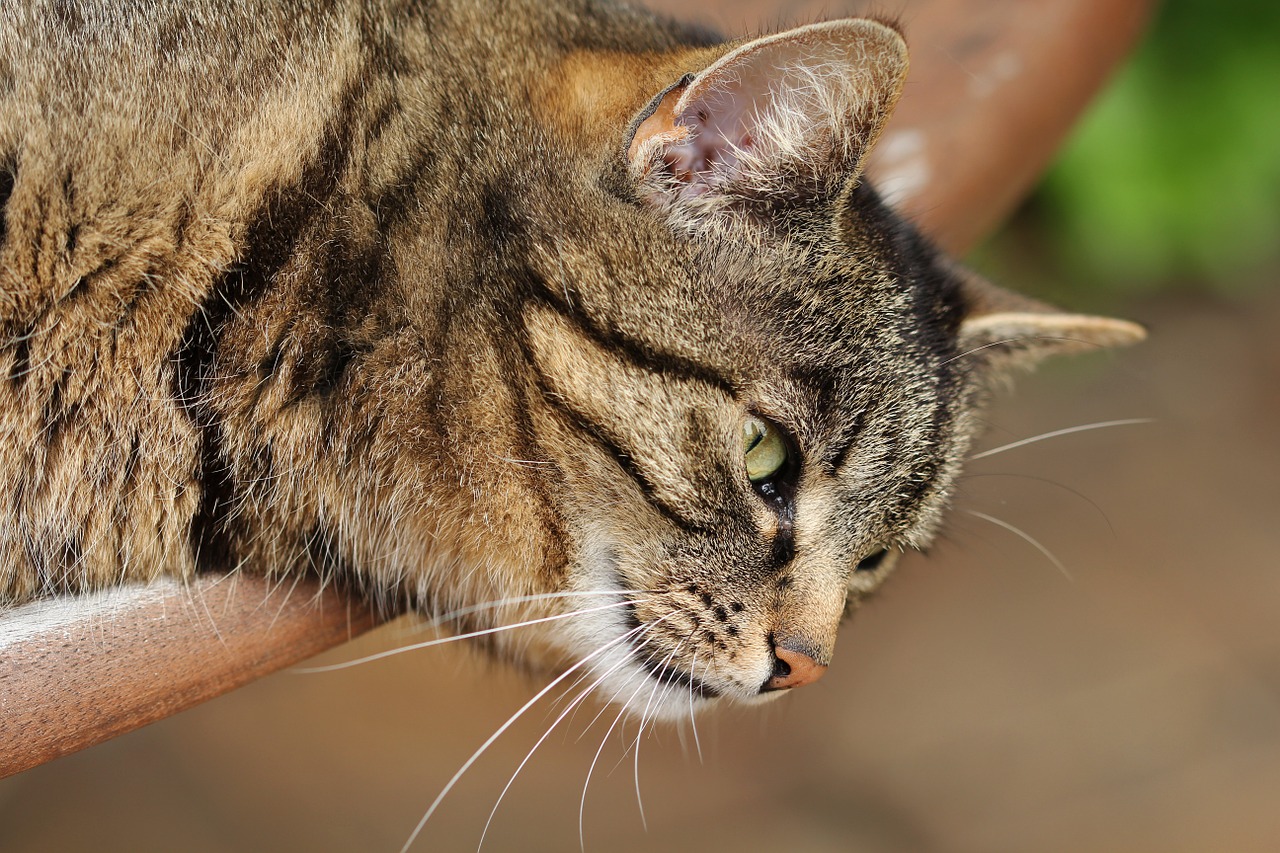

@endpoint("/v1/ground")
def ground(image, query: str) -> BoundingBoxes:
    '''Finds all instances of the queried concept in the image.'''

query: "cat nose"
[763,644,827,691]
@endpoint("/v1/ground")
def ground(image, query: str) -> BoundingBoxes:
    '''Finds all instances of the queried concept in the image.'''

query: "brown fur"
[0,0,1141,715]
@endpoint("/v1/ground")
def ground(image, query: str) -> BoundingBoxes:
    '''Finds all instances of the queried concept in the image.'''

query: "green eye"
[743,415,788,482]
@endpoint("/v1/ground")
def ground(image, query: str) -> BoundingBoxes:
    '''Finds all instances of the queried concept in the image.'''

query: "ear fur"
[955,264,1146,371]
[627,19,908,208]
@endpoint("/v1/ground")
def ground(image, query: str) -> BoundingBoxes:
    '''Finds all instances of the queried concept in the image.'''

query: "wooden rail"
[0,0,1155,779]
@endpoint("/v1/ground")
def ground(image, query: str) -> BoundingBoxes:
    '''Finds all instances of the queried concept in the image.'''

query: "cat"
[0,0,1142,722]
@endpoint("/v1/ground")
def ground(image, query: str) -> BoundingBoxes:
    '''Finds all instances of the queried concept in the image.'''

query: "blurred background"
[2,0,1277,850]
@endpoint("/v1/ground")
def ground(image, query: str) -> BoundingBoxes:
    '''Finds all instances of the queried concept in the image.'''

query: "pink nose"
[764,645,828,690]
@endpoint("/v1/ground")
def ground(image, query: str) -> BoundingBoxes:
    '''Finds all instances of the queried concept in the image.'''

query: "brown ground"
[3,3,1279,852]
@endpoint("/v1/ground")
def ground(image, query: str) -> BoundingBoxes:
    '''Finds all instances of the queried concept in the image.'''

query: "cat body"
[0,0,1140,714]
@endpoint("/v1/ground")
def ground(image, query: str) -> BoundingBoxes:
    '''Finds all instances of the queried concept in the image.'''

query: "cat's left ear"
[626,19,908,206]
[955,264,1146,371]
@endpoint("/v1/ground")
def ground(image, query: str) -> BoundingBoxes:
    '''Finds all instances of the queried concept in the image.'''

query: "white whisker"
[580,669,659,852]
[476,614,665,845]
[631,634,686,830]
[940,337,1025,366]
[648,648,690,746]
[297,598,646,673]
[478,618,665,851]
[968,418,1153,461]
[569,607,674,744]
[966,510,1073,582]
[420,590,637,633]
[943,334,1119,367]
[548,612,660,720]
[961,471,1118,537]
[688,650,703,764]
[648,626,700,746]
[572,652,644,746]
[399,618,661,853]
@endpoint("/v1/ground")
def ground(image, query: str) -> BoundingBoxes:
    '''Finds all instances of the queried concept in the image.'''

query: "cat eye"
[743,415,788,483]
[855,548,890,573]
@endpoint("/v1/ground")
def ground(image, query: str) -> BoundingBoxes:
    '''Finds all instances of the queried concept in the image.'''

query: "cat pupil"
[743,415,787,483]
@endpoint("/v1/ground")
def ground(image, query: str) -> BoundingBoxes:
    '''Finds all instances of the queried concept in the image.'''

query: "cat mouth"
[633,651,719,698]
[619,600,720,698]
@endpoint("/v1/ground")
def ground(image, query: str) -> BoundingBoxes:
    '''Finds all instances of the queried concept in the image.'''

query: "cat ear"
[955,265,1146,371]
[626,19,908,206]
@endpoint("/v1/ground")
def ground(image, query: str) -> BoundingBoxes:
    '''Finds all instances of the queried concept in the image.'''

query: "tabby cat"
[0,0,1141,717]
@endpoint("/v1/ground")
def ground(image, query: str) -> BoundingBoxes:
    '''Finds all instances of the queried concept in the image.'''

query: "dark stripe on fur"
[0,157,23,387]
[824,408,865,475]
[471,187,740,396]
[0,156,13,247]
[174,75,370,571]
[770,522,796,571]
[526,285,737,397]
[6,321,32,388]
[485,316,571,573]
[525,361,705,535]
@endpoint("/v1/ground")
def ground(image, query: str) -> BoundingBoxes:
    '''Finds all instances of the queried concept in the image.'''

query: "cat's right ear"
[624,20,908,210]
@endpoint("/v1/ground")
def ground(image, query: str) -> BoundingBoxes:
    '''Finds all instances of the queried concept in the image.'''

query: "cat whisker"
[965,509,1073,582]
[968,418,1153,461]
[580,659,664,852]
[942,334,1118,367]
[630,632,690,830]
[645,649,689,754]
[940,337,1028,366]
[647,628,699,742]
[961,472,1118,537]
[478,618,663,851]
[400,614,672,853]
[546,608,657,718]
[418,589,645,635]
[607,619,697,766]
[580,701,633,851]
[549,619,655,718]
[296,598,647,673]
[688,650,703,764]
[571,636,652,745]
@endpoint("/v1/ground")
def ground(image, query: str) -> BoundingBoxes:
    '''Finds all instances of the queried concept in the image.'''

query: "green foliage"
[1033,0,1280,293]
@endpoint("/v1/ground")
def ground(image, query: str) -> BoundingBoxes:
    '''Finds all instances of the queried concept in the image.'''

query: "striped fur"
[0,0,1140,713]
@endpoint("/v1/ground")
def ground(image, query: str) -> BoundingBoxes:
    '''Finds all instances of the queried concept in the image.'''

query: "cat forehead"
[701,226,959,366]
[518,177,962,402]
[683,179,950,321]
[521,252,958,441]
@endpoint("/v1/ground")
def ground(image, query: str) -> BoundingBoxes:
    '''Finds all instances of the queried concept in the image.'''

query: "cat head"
[482,19,1142,718]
